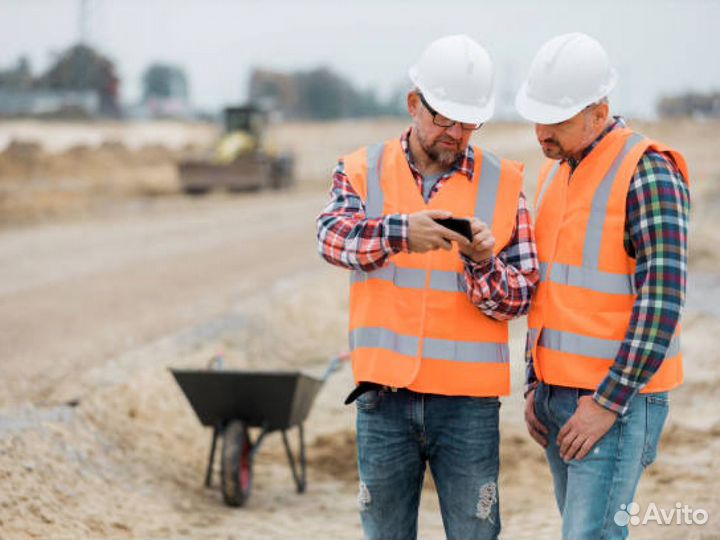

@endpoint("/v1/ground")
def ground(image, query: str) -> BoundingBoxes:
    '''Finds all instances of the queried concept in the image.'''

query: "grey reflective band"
[539,261,549,283]
[474,150,502,224]
[352,264,465,293]
[536,162,560,210]
[429,270,465,293]
[539,328,680,360]
[583,133,646,268]
[350,326,509,363]
[542,262,636,295]
[365,142,385,218]
[356,263,424,288]
[350,327,419,357]
[352,263,425,289]
[423,338,509,363]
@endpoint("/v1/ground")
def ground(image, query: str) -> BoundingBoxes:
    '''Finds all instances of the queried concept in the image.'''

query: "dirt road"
[0,190,329,408]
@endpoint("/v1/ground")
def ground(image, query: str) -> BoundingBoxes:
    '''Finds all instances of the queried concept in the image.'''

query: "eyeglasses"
[417,92,483,132]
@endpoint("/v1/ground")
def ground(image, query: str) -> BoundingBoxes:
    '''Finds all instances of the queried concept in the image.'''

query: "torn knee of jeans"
[475,481,497,522]
[357,481,372,511]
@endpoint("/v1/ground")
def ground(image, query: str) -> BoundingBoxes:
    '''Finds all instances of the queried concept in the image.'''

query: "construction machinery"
[178,105,295,194]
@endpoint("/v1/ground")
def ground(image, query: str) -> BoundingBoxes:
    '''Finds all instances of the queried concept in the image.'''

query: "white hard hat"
[515,32,618,124]
[409,34,495,124]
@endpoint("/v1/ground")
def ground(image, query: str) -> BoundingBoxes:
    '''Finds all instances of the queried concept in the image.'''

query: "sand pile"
[0,120,217,225]
[0,139,183,224]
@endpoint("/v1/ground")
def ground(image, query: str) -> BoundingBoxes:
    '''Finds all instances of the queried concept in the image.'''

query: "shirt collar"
[400,127,475,182]
[567,115,626,170]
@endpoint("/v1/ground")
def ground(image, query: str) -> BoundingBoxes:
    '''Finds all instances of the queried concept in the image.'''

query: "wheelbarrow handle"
[322,353,350,381]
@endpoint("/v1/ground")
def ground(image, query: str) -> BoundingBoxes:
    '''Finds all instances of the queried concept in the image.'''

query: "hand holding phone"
[408,210,470,253]
[459,218,495,263]
[433,217,473,242]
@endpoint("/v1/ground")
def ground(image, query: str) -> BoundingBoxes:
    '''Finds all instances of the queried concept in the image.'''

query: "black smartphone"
[433,217,473,242]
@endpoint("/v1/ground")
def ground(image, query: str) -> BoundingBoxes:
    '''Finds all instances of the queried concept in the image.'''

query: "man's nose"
[446,122,463,139]
[535,124,553,141]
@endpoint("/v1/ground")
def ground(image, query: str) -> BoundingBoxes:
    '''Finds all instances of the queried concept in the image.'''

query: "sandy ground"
[0,119,718,539]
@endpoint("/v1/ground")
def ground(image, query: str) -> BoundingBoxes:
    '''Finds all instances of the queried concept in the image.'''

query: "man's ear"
[593,101,609,128]
[407,91,420,118]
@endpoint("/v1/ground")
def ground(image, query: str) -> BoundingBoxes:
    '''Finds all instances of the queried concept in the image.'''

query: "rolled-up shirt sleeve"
[316,160,408,272]
[462,191,540,320]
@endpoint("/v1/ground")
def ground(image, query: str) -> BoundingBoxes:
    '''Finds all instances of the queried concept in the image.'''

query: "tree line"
[248,67,405,120]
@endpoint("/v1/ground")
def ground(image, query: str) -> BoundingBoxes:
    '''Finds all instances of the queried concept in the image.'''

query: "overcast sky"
[1,0,719,118]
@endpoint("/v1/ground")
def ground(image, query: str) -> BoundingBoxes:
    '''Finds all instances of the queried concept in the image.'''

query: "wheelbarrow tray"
[171,369,323,431]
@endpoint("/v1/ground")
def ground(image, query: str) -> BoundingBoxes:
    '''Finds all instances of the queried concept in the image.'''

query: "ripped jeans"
[356,388,500,540]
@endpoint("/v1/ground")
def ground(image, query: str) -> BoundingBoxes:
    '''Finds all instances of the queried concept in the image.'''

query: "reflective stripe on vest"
[366,142,385,218]
[539,261,636,295]
[351,262,465,293]
[475,150,502,224]
[350,327,509,364]
[351,144,502,292]
[539,327,680,360]
[536,162,559,209]
[538,134,646,296]
[583,133,645,268]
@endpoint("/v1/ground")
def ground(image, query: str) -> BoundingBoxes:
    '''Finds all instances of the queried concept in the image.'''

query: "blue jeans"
[534,382,669,540]
[355,388,501,540]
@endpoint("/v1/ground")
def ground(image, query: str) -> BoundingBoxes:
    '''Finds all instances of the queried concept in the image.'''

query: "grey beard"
[418,133,461,169]
[427,147,460,168]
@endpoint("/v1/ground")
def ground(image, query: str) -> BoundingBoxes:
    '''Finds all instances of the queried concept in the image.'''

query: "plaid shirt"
[525,117,691,415]
[316,127,539,320]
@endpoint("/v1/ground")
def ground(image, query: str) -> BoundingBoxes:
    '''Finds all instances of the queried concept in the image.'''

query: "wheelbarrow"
[170,354,347,507]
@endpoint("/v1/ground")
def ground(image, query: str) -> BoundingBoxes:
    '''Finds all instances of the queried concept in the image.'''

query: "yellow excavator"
[178,105,295,194]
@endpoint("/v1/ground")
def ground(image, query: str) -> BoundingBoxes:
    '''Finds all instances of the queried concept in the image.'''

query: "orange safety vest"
[528,128,689,392]
[343,138,523,397]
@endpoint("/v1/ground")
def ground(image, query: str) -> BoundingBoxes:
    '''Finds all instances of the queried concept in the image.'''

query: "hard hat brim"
[417,85,495,125]
[514,72,617,125]
[514,81,588,124]
[431,93,495,125]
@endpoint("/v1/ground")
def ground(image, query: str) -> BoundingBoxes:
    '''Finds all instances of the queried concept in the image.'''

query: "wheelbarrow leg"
[281,423,307,493]
[205,425,221,488]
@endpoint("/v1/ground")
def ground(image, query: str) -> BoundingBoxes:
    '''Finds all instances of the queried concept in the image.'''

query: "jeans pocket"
[641,393,669,467]
[547,384,580,426]
[356,389,383,412]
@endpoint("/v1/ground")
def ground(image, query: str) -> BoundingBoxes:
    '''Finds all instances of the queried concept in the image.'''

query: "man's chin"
[433,148,461,168]
[541,147,563,160]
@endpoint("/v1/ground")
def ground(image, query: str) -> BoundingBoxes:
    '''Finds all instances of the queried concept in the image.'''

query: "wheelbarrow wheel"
[221,420,253,507]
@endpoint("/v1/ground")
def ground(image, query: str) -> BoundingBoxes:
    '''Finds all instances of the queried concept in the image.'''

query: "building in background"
[657,92,720,119]
[0,44,119,118]
[138,63,192,119]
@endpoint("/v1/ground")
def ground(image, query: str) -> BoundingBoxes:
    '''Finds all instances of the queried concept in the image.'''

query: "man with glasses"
[316,35,539,540]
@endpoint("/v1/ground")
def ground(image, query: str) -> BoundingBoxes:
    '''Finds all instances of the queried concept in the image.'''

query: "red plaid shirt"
[316,128,539,320]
